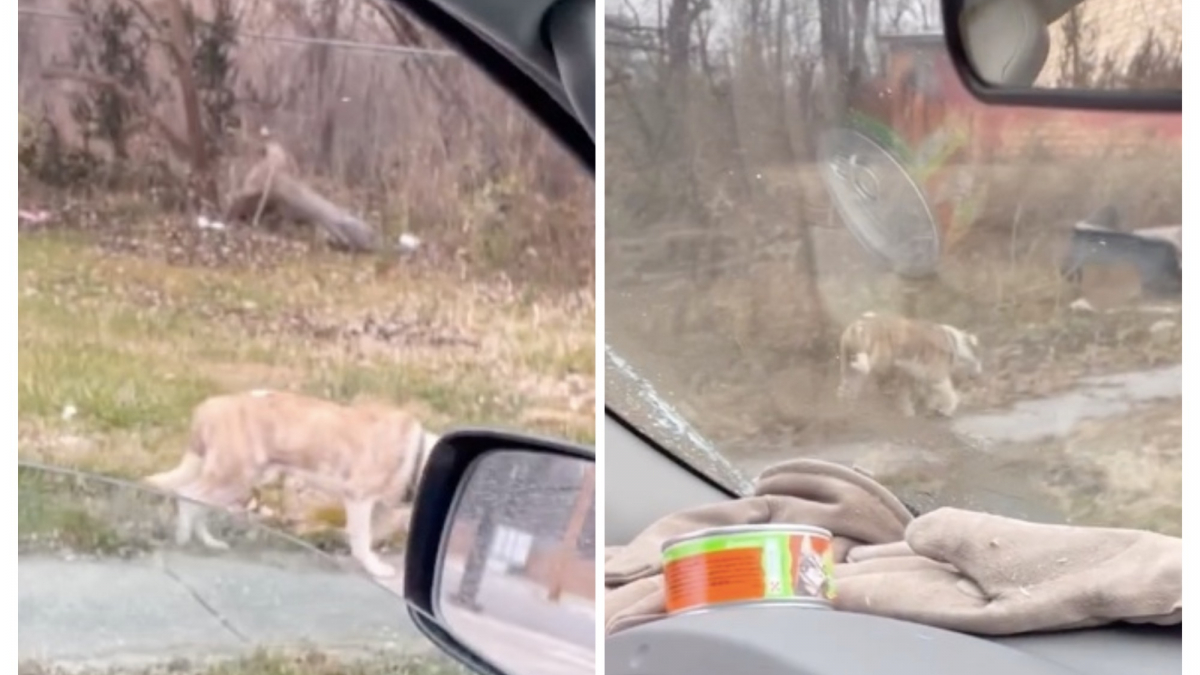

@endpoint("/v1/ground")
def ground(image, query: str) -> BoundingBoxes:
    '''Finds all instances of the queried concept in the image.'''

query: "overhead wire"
[17,5,461,58]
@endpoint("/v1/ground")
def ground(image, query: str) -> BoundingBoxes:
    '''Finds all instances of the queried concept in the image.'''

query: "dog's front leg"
[894,382,917,418]
[345,498,396,578]
[372,504,416,547]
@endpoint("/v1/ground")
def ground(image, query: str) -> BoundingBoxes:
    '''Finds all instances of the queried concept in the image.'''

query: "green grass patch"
[19,226,595,478]
[301,363,521,427]
[19,340,219,433]
[18,467,136,555]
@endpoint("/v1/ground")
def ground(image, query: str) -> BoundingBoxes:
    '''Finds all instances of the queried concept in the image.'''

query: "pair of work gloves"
[605,459,1181,636]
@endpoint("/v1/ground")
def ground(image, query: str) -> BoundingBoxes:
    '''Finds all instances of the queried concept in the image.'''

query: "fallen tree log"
[225,142,379,253]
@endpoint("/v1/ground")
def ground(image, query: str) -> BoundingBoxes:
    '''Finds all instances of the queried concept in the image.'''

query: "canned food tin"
[661,525,836,615]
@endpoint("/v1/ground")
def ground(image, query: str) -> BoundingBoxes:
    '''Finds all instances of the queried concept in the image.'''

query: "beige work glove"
[605,458,913,635]
[835,507,1182,635]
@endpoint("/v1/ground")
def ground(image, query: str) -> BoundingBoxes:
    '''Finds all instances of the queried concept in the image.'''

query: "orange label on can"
[662,529,836,614]
[664,547,766,612]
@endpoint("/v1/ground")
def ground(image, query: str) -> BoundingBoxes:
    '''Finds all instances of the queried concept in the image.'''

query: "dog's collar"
[402,431,436,503]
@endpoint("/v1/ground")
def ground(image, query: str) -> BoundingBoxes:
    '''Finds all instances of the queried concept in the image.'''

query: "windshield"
[20,0,592,671]
[604,0,1181,536]
[19,462,462,674]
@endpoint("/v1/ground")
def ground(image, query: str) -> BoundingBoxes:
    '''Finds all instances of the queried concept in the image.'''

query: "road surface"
[432,560,594,648]
[19,551,593,675]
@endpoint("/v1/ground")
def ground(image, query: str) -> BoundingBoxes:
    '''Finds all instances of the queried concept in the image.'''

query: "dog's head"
[944,325,983,378]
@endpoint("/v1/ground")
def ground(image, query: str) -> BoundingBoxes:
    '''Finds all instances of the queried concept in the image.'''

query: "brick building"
[869,2,1181,164]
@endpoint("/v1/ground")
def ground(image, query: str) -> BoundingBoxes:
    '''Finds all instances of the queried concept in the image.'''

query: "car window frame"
[385,0,594,174]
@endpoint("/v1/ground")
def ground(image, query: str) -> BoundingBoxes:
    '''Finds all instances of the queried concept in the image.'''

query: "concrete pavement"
[19,552,421,668]
[19,550,594,675]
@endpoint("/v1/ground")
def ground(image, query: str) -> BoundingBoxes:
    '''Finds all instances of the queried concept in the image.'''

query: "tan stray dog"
[145,389,439,577]
[836,312,983,418]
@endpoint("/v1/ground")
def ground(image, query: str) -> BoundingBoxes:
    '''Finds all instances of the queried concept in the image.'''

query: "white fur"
[942,325,983,376]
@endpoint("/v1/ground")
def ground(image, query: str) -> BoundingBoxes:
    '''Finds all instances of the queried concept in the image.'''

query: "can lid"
[660,524,834,552]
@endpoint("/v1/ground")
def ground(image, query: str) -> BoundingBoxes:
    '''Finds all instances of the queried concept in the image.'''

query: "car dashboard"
[607,604,1181,675]
[603,412,1181,675]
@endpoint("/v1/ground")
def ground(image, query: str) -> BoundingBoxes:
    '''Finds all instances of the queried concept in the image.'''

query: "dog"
[836,312,983,418]
[145,389,439,577]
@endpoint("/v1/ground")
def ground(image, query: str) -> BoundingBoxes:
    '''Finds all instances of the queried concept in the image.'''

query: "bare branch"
[43,68,192,158]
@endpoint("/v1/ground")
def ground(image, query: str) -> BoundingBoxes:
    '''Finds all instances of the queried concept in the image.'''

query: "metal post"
[546,464,595,602]
[449,506,496,612]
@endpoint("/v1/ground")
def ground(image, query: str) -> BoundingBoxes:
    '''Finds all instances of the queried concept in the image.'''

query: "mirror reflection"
[958,0,1181,91]
[438,450,595,675]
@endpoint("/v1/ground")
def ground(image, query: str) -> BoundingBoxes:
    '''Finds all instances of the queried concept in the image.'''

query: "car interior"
[604,0,1182,670]
[389,0,594,170]
[604,408,1181,674]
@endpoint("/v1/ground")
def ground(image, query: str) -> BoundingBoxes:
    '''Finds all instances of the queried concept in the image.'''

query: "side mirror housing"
[942,0,1180,111]
[403,428,595,675]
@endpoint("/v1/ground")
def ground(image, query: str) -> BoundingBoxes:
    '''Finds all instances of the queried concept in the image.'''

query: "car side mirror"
[941,0,1180,111]
[403,429,595,675]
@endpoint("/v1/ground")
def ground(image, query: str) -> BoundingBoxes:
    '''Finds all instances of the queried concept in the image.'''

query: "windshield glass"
[19,462,463,674]
[20,0,593,670]
[605,0,1181,535]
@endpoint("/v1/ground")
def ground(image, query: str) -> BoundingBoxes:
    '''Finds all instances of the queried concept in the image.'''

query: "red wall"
[932,54,1180,160]
[867,45,1181,162]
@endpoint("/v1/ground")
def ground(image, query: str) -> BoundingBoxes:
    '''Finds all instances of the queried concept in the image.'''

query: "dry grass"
[608,154,1180,545]
[20,0,595,289]
[18,214,594,495]
[608,156,1181,448]
[1047,403,1182,535]
[848,401,1184,537]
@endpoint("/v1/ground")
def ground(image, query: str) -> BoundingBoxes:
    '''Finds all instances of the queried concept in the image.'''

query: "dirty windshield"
[605,0,1181,535]
[19,462,454,673]
[19,0,594,671]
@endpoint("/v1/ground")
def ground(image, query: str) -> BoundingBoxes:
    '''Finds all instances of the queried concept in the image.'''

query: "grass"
[18,467,133,555]
[18,650,469,675]
[18,216,594,534]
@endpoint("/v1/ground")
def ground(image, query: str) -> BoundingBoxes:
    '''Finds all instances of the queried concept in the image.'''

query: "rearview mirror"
[942,0,1180,111]
[404,429,595,675]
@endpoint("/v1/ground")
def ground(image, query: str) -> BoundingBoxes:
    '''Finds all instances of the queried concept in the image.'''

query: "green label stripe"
[765,534,794,597]
[665,532,838,601]
[662,532,796,562]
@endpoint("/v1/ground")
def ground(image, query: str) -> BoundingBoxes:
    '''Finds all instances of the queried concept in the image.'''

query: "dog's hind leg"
[175,499,231,550]
[927,377,960,418]
[175,497,198,546]
[175,482,242,551]
[895,383,917,418]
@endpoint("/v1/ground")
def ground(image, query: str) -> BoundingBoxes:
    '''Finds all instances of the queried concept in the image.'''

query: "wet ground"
[952,365,1180,445]
[738,365,1181,531]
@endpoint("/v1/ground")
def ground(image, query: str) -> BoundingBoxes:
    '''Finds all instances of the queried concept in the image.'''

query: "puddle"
[953,364,1181,445]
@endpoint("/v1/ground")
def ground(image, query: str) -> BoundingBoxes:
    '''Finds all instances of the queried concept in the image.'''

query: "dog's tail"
[145,424,208,492]
[144,452,204,492]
